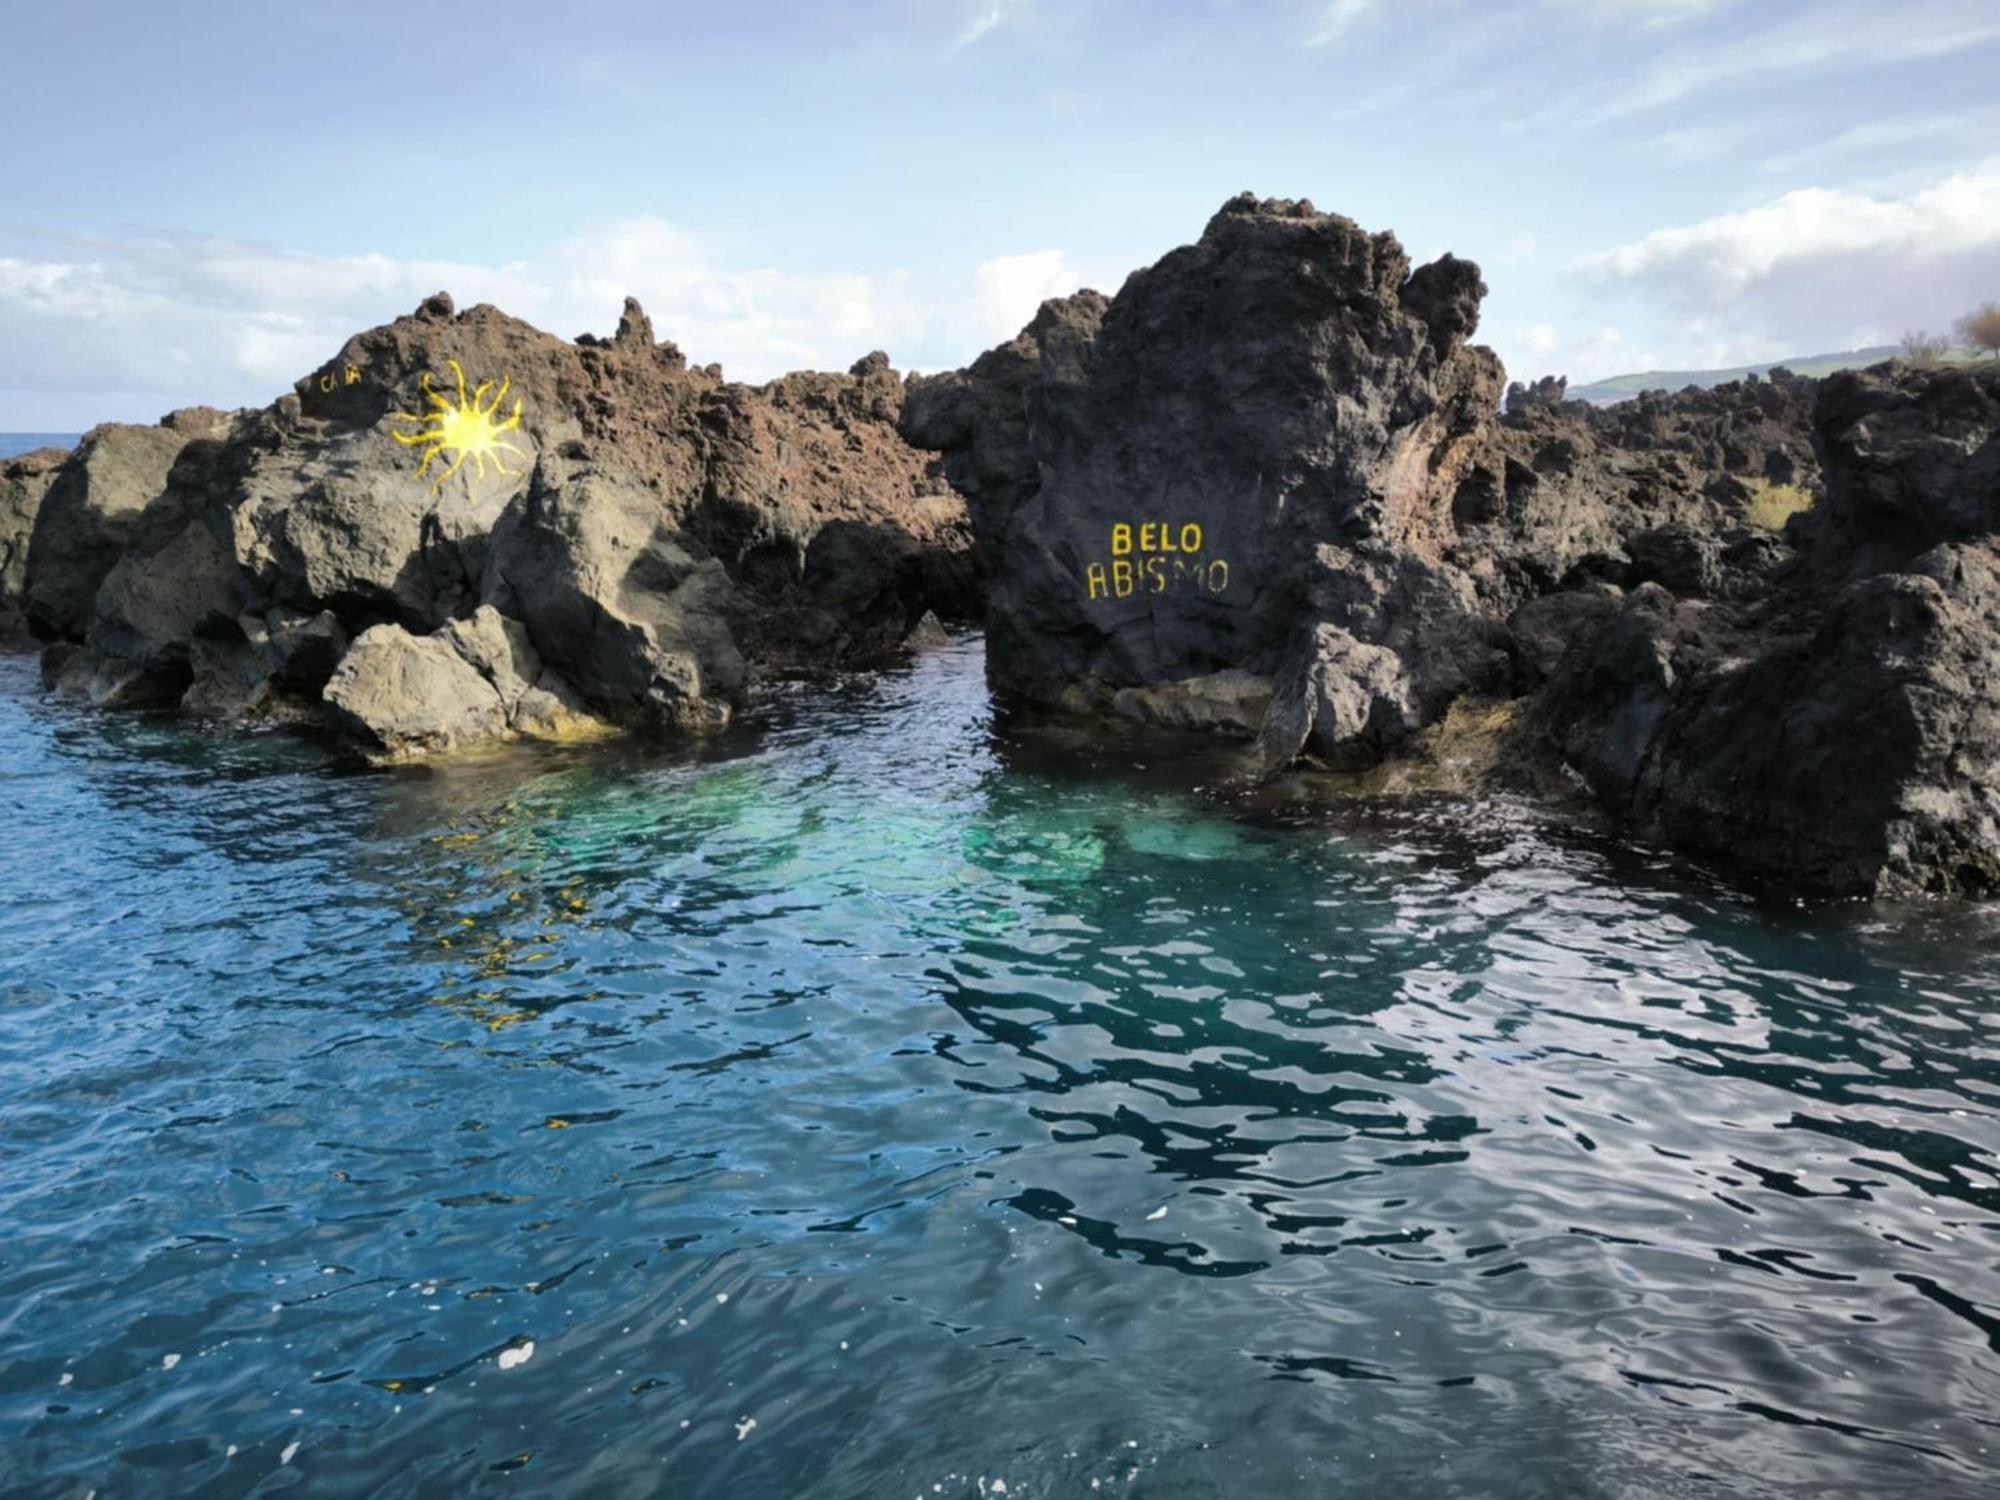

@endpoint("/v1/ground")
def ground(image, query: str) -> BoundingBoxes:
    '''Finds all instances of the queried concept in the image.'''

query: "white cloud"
[1759,108,2000,177]
[1580,171,2000,287]
[1304,0,1378,47]
[0,220,931,426]
[972,249,1079,341]
[1590,3,2000,122]
[950,0,1030,54]
[1554,0,1735,23]
[1574,169,2000,358]
[1495,322,1647,385]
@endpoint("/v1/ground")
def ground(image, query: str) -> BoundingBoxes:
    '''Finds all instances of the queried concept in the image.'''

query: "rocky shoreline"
[909,195,1998,900]
[4,194,1995,898]
[0,294,976,762]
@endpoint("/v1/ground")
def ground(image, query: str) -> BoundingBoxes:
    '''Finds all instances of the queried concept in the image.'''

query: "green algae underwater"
[3,637,1999,1497]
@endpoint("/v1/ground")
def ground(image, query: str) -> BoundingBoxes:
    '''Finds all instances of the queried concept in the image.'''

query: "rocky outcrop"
[906,192,1998,898]
[1504,375,1567,414]
[15,193,1998,898]
[908,193,1507,774]
[324,606,615,762]
[22,411,233,642]
[903,291,1110,549]
[1530,363,2000,897]
[178,608,349,721]
[1809,359,2000,575]
[1455,366,1822,614]
[12,292,977,758]
[0,446,68,634]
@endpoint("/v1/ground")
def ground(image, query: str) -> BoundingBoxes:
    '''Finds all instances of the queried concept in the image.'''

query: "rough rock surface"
[1533,364,2000,897]
[907,192,1999,898]
[324,606,614,762]
[909,193,1507,771]
[1470,368,1821,611]
[1504,375,1567,414]
[9,292,977,757]
[14,193,1999,898]
[23,411,233,642]
[0,446,68,635]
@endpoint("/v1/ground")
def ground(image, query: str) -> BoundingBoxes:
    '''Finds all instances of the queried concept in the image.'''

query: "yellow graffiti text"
[1085,520,1230,599]
[1110,521,1203,556]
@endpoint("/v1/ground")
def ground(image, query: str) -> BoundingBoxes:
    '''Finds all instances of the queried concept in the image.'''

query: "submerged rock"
[1110,669,1273,738]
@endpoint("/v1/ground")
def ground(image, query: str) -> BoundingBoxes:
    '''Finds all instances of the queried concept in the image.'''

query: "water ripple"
[1,642,1998,1497]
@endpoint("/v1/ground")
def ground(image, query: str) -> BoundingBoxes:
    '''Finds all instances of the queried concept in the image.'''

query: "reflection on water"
[2,639,1999,1497]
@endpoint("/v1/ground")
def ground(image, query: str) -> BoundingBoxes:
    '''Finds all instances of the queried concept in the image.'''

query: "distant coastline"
[1565,344,1987,405]
[0,433,79,460]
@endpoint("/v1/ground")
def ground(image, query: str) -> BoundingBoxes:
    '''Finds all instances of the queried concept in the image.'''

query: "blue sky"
[4,0,1998,428]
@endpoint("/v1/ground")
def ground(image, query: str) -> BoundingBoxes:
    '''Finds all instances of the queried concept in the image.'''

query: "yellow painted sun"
[391,359,528,492]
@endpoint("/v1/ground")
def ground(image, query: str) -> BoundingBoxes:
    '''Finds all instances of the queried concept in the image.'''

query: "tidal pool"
[2,639,1997,1497]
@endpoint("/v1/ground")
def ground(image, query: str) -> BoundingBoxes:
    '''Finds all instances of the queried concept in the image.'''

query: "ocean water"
[2,638,1998,1498]
[0,434,77,461]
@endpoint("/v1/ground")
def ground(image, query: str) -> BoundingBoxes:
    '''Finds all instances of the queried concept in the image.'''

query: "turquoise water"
[3,638,1999,1497]
[0,434,76,460]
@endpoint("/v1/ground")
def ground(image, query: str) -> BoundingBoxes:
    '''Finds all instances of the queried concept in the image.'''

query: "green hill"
[1566,345,1983,406]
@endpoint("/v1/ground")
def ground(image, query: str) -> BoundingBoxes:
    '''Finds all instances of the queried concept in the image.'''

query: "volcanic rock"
[324,605,614,762]
[17,193,2000,898]
[19,294,978,755]
[0,446,68,635]
[908,193,1506,772]
[906,193,1997,897]
[902,290,1110,549]
[1504,375,1567,414]
[903,609,952,649]
[1456,368,1822,612]
[180,609,349,721]
[1110,669,1274,737]
[1535,364,2000,897]
[1809,360,2000,575]
[23,413,231,642]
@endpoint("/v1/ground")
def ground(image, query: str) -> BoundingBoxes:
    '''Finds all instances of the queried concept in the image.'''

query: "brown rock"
[323,604,617,762]
[0,446,68,635]
[24,415,229,640]
[32,291,980,757]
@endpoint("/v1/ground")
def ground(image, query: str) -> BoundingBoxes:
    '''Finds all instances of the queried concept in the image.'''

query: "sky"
[3,0,1998,428]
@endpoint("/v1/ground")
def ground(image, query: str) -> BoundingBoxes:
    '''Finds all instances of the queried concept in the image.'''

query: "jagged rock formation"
[1504,375,1566,414]
[909,192,1508,770]
[7,193,1996,897]
[905,192,1999,898]
[1,293,976,761]
[1533,362,2000,897]
[1460,366,1822,617]
[23,411,232,643]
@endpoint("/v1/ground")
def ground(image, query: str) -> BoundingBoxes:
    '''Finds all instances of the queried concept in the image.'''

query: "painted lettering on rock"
[1086,521,1230,599]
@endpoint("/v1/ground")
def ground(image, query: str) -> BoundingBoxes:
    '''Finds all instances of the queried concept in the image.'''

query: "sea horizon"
[0,432,79,460]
